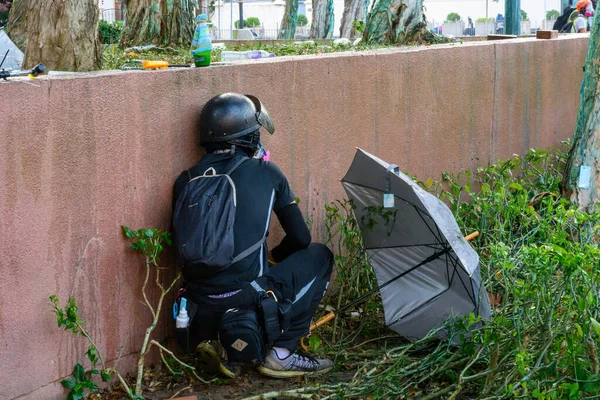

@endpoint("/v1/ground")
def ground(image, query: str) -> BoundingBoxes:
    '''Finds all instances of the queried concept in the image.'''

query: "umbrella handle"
[465,231,479,241]
[299,312,336,351]
[310,311,336,332]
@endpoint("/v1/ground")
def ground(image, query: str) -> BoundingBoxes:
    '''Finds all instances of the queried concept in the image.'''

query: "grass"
[100,41,402,71]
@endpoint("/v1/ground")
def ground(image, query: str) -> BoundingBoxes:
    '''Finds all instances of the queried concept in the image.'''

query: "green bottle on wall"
[192,14,212,67]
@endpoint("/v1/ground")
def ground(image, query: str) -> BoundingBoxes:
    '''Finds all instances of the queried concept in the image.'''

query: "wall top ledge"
[0,34,589,85]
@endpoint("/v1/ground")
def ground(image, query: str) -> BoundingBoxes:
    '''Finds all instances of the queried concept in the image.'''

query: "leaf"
[122,226,135,239]
[61,377,77,389]
[575,323,583,338]
[509,183,523,191]
[82,380,99,391]
[73,363,85,381]
[131,242,140,251]
[309,334,321,352]
[87,347,98,364]
[162,232,173,246]
[101,371,111,382]
[144,229,154,238]
[590,317,600,337]
[67,391,84,400]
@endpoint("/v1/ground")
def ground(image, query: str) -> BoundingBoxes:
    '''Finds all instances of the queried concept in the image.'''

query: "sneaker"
[257,349,333,378]
[195,341,237,379]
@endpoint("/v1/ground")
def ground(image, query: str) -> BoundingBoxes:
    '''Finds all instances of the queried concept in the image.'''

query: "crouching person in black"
[172,93,334,379]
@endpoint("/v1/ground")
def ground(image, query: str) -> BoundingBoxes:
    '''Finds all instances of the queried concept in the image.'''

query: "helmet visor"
[245,94,275,134]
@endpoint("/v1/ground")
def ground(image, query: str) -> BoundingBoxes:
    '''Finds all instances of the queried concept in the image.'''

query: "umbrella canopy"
[342,148,491,341]
[0,30,24,70]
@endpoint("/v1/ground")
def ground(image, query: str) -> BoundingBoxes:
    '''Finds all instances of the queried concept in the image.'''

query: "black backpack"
[172,157,266,275]
[554,6,577,32]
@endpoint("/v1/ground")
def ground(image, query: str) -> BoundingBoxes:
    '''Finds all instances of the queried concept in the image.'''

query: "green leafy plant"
[319,200,384,346]
[51,227,208,399]
[297,14,308,27]
[352,20,365,33]
[254,144,600,399]
[520,9,529,21]
[446,12,461,22]
[476,17,494,22]
[234,17,261,28]
[245,17,261,27]
[99,20,123,44]
[50,296,125,398]
[60,364,100,400]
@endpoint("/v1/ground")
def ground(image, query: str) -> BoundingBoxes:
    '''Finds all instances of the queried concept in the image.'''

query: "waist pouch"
[219,293,293,365]
[219,308,265,364]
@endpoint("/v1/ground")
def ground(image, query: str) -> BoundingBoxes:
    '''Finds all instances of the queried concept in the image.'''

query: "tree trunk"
[310,0,335,39]
[120,0,163,47]
[562,18,600,212]
[279,0,298,39]
[161,0,196,47]
[339,0,368,38]
[120,0,195,47]
[363,0,429,44]
[15,0,100,71]
[5,0,30,50]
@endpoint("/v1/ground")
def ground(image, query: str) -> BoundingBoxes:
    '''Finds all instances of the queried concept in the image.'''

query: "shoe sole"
[195,343,236,379]
[256,365,333,379]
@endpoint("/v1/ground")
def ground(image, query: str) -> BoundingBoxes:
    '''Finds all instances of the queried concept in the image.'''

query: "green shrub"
[235,18,260,28]
[446,12,461,22]
[297,14,308,26]
[245,17,261,27]
[99,20,123,44]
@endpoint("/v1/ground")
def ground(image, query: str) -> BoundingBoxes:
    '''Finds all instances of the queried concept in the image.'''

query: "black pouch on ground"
[219,308,265,364]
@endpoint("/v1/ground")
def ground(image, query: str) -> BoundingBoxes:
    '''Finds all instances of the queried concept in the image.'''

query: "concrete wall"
[0,35,588,399]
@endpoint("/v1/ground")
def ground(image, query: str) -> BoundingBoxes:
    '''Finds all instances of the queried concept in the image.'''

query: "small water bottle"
[176,298,190,328]
[191,14,212,67]
[220,50,275,62]
[246,50,273,59]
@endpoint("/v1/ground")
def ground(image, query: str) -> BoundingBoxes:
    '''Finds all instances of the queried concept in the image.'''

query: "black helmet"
[199,93,275,148]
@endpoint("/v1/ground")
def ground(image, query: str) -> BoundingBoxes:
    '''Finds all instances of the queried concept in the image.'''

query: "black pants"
[257,243,333,350]
[186,243,333,351]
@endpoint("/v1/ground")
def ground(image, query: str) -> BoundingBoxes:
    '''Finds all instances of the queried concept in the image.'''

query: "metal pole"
[505,0,521,35]
[230,0,233,39]
[239,0,244,29]
[218,0,221,39]
[486,0,489,34]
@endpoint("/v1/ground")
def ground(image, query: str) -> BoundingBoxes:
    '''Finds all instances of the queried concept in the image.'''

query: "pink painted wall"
[0,35,588,399]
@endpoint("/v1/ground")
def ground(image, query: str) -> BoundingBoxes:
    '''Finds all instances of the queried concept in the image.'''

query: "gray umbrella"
[342,148,491,341]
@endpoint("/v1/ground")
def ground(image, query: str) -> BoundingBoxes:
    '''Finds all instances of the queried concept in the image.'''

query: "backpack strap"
[226,157,249,175]
[185,156,249,181]
[231,189,275,265]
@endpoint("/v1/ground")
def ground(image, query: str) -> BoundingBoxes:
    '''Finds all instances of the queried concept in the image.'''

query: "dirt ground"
[100,364,353,400]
